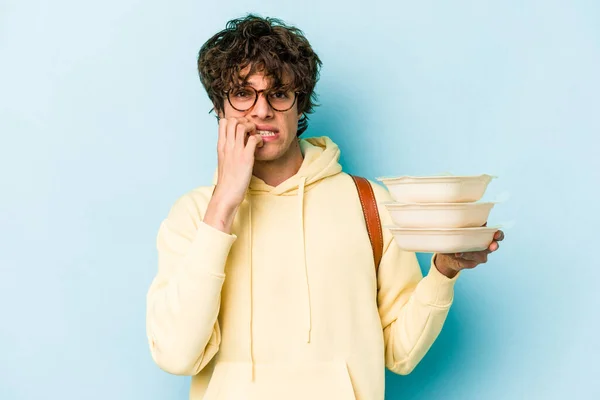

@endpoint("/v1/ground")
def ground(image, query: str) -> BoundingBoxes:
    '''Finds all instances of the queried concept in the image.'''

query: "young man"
[146,14,504,400]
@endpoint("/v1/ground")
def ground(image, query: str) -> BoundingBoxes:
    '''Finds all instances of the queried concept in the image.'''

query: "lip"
[255,125,279,132]
[257,132,279,142]
[254,125,280,143]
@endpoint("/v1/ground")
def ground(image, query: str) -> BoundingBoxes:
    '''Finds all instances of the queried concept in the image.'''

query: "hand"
[203,117,263,233]
[434,228,505,278]
[212,117,263,208]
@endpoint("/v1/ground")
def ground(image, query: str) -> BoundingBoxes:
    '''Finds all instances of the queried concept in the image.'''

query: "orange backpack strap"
[350,175,383,273]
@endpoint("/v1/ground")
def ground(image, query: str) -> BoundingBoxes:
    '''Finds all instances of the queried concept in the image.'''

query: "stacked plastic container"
[376,174,500,253]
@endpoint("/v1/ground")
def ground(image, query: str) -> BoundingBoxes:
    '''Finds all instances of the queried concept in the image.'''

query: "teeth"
[257,130,276,137]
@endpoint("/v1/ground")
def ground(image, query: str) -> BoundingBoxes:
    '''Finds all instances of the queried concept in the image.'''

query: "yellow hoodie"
[146,136,459,400]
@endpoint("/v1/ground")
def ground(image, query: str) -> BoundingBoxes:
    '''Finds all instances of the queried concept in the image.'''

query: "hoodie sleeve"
[146,192,237,376]
[370,182,460,375]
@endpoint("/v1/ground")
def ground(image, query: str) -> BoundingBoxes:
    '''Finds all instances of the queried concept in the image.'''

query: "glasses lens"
[268,90,296,111]
[228,87,256,111]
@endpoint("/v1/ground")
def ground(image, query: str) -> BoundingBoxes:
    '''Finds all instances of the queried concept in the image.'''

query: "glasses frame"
[224,86,299,113]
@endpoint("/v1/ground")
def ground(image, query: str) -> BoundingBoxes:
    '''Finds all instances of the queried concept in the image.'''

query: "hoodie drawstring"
[298,177,312,343]
[247,176,313,383]
[248,197,256,382]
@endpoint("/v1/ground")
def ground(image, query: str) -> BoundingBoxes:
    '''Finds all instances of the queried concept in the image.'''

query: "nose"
[249,91,274,120]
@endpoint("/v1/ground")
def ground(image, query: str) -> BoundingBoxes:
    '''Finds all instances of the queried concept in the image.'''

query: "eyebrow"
[234,79,262,89]
[235,83,290,92]
[234,71,293,87]
[233,76,294,92]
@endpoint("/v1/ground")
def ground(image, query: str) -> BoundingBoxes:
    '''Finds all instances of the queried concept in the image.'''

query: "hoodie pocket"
[203,361,356,400]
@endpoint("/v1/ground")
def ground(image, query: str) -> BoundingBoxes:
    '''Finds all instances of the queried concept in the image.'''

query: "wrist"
[210,193,240,214]
[433,254,459,279]
[203,194,240,234]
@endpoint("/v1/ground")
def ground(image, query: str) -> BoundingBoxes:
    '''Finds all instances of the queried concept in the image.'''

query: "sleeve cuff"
[183,221,237,277]
[414,254,459,307]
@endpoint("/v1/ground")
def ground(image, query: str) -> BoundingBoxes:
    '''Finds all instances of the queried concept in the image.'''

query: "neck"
[252,139,304,187]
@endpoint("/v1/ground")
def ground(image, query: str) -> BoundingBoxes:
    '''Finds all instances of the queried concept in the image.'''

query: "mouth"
[256,130,277,137]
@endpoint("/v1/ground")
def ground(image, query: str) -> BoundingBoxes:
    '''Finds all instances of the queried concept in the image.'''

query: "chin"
[254,144,286,162]
[254,152,280,162]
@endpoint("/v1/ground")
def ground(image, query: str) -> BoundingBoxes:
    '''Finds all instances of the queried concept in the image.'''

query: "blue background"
[1,0,598,399]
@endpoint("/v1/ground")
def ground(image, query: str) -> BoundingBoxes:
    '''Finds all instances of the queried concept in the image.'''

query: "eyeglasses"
[224,86,299,112]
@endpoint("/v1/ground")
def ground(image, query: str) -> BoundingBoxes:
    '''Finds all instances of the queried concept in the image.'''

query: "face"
[220,70,302,163]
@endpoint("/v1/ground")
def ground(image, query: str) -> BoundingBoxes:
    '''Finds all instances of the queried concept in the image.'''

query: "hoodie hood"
[212,136,343,195]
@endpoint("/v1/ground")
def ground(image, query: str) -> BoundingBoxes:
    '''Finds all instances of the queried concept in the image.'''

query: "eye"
[270,91,289,99]
[231,88,253,98]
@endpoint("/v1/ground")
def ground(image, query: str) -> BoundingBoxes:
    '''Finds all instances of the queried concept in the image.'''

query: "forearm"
[380,253,457,375]
[147,266,225,375]
[146,221,236,375]
[383,281,452,375]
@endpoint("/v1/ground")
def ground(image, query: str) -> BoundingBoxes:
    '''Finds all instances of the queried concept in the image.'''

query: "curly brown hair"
[197,14,322,136]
